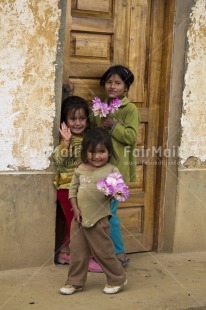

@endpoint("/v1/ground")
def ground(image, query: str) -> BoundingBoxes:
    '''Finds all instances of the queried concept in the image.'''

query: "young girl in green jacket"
[90,65,140,265]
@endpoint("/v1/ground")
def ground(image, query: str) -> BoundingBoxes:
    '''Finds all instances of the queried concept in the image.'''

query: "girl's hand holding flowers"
[101,116,114,129]
[97,172,129,202]
[92,97,121,129]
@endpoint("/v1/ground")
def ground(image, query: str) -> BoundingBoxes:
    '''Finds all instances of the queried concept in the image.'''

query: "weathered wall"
[173,0,206,252]
[174,170,206,252]
[0,0,61,170]
[0,0,65,270]
[0,174,56,269]
[161,0,206,253]
[179,0,206,165]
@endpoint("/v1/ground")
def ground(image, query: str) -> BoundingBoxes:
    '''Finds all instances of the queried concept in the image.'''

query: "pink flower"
[96,172,129,202]
[108,98,122,113]
[92,97,110,118]
[96,179,113,196]
[106,172,124,187]
[112,183,129,202]
[92,97,122,118]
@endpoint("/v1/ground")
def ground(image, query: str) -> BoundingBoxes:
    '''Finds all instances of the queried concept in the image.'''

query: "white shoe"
[59,284,83,295]
[103,279,127,294]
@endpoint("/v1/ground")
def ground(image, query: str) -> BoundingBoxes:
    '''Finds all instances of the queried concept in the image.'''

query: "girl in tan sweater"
[60,128,127,295]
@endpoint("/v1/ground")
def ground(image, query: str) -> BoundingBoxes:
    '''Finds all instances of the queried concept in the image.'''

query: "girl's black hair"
[60,96,90,126]
[100,65,134,90]
[81,128,118,164]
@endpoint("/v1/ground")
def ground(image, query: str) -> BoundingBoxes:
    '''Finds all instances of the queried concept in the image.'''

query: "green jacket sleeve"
[111,104,140,146]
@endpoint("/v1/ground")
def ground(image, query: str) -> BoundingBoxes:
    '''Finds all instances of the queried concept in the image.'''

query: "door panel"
[63,0,165,252]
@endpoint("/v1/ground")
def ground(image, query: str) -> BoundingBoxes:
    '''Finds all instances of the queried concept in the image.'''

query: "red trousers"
[57,189,74,247]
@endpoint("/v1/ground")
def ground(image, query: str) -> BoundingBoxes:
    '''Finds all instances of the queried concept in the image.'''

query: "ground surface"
[0,252,206,310]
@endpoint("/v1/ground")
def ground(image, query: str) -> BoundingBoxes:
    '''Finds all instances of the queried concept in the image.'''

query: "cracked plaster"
[180,0,206,165]
[0,0,61,171]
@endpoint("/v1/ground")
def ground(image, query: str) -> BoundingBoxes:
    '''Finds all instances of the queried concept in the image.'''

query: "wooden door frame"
[153,0,176,251]
[153,0,192,252]
[139,0,176,252]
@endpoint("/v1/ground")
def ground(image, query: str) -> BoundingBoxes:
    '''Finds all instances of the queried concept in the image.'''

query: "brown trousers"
[66,216,126,287]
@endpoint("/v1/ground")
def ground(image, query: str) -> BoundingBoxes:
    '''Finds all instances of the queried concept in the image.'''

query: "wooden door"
[63,0,166,253]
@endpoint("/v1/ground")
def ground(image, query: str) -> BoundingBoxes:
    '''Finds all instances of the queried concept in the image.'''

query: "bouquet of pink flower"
[92,97,121,118]
[96,172,129,202]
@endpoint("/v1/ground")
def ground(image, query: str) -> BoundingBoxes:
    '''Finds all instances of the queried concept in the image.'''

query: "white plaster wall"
[0,0,61,171]
[179,0,206,164]
[172,0,206,253]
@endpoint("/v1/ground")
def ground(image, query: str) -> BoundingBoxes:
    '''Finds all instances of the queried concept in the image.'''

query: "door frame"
[153,0,176,251]
[154,0,192,252]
